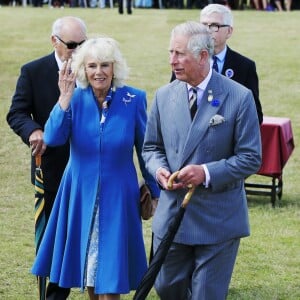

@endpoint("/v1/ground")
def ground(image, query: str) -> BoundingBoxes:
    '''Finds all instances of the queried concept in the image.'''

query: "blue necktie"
[189,88,198,120]
[213,56,219,73]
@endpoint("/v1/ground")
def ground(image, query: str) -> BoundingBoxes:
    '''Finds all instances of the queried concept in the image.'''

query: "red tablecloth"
[258,116,294,177]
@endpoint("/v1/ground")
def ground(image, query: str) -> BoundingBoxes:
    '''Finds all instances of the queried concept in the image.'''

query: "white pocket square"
[209,114,225,126]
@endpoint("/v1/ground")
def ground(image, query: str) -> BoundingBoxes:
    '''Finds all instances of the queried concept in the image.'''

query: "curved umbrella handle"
[167,170,196,209]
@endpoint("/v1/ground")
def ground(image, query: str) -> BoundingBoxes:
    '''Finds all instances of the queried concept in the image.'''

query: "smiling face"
[84,56,114,97]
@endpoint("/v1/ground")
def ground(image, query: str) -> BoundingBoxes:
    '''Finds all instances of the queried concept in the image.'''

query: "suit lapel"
[222,47,231,75]
[222,47,236,79]
[179,73,228,167]
[170,81,192,138]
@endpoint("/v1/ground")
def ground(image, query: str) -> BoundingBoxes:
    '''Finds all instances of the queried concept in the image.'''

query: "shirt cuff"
[202,164,210,188]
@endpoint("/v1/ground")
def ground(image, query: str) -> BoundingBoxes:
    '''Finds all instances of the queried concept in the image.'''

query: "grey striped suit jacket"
[142,71,262,245]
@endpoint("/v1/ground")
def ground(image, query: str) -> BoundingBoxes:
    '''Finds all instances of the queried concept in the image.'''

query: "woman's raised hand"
[58,59,76,111]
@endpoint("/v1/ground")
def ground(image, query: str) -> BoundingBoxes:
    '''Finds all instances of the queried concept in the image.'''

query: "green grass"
[0,6,299,300]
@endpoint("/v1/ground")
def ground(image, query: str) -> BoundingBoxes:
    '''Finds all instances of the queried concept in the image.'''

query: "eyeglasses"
[55,35,85,49]
[202,23,230,33]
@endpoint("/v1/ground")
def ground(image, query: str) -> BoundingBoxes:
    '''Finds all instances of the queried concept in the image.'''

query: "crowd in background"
[1,0,298,10]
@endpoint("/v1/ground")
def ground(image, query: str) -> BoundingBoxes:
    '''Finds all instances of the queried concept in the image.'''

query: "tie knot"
[190,87,197,95]
[189,88,197,102]
[189,87,198,108]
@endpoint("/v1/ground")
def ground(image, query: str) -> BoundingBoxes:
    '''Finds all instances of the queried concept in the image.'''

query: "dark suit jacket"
[222,47,263,124]
[7,52,69,193]
[170,47,263,124]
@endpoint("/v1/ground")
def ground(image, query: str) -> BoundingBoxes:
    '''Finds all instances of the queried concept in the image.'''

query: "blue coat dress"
[31,85,160,294]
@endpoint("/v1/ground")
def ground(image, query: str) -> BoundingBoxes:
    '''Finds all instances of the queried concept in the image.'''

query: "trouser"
[153,235,240,300]
[118,0,132,13]
[44,190,57,222]
[46,282,70,300]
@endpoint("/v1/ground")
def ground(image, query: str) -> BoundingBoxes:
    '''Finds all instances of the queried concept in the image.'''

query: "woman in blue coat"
[31,37,160,300]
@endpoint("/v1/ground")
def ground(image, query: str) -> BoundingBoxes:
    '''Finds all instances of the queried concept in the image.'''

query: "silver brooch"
[122,92,136,106]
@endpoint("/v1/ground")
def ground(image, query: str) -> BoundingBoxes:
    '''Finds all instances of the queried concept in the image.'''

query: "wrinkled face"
[84,56,114,94]
[52,25,86,62]
[200,12,232,54]
[169,34,202,86]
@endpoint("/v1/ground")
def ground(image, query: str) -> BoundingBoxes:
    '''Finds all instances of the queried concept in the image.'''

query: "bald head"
[51,16,87,62]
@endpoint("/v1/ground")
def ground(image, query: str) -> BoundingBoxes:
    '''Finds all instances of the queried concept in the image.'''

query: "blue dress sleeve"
[44,103,72,146]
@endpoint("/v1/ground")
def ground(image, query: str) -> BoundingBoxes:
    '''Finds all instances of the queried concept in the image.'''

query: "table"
[245,116,295,206]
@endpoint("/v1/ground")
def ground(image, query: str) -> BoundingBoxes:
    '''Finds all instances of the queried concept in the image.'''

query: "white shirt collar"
[214,45,227,62]
[187,68,212,92]
[54,51,64,70]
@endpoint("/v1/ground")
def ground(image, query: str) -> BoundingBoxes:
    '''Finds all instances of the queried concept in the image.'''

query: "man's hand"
[176,165,206,188]
[156,167,171,190]
[29,129,47,157]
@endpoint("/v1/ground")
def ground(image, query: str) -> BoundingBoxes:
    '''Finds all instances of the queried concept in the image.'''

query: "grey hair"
[171,21,214,58]
[51,16,87,36]
[200,4,234,27]
[71,37,129,88]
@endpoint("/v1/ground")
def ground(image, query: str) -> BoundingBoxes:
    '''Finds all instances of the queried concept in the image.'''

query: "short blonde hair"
[72,37,129,88]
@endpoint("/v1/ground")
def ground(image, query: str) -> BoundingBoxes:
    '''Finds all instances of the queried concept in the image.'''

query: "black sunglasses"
[55,35,85,50]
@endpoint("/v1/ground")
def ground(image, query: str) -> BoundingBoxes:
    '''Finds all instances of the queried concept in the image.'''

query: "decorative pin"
[211,99,220,107]
[225,69,234,78]
[207,90,220,107]
[208,90,213,102]
[122,92,136,106]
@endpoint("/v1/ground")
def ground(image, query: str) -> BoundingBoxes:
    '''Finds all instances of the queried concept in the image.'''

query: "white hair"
[171,21,214,58]
[51,16,87,37]
[200,4,234,27]
[72,37,129,88]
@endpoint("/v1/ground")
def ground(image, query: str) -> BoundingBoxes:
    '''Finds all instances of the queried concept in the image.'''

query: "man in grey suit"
[142,21,261,299]
[170,4,263,124]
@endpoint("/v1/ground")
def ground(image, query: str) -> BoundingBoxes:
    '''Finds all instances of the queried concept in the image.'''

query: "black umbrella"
[133,171,195,300]
[34,155,47,300]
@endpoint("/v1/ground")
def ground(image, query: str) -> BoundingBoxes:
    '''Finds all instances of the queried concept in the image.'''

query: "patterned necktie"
[213,55,219,73]
[189,87,198,120]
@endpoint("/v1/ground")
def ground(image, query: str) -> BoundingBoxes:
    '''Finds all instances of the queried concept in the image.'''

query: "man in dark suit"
[143,21,261,300]
[201,3,263,124]
[6,16,87,300]
[170,3,263,124]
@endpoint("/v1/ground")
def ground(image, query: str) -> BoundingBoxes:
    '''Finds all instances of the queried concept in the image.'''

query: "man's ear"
[51,35,58,47]
[199,49,209,63]
[226,26,233,40]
